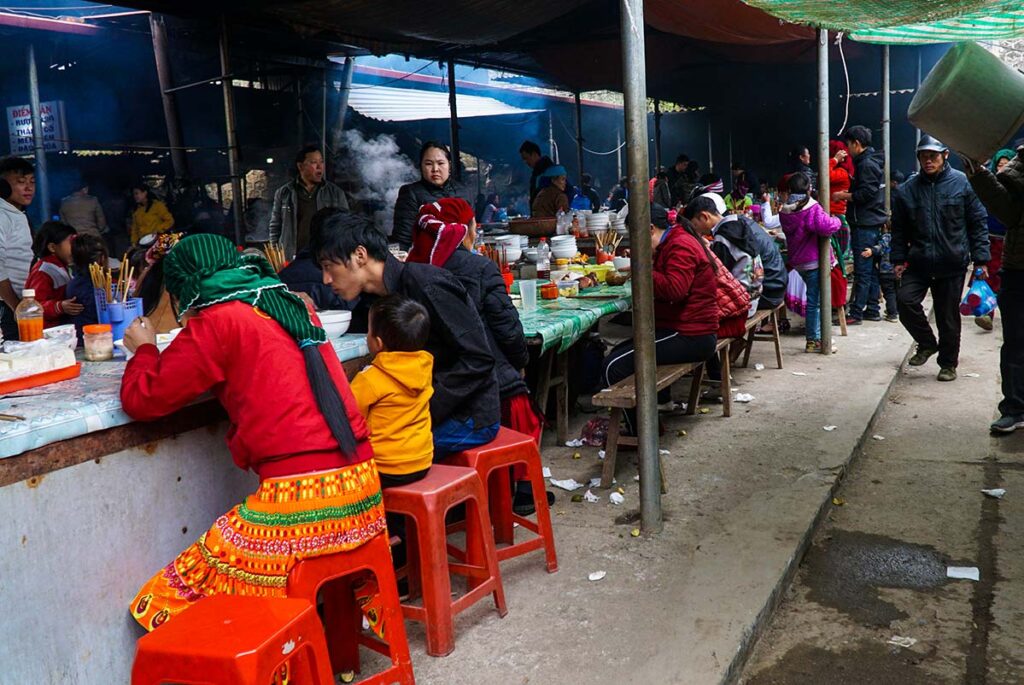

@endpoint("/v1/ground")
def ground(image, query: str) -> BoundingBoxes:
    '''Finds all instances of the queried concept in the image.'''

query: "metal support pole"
[653,99,662,172]
[882,45,892,218]
[330,56,354,152]
[447,61,461,182]
[921,48,929,166]
[27,44,50,225]
[707,118,714,173]
[149,14,188,179]
[574,91,585,182]
[816,29,833,354]
[616,127,622,180]
[218,18,244,245]
[548,111,558,164]
[620,0,661,533]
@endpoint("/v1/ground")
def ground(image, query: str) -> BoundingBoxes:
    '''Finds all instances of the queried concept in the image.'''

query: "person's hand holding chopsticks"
[124,316,157,354]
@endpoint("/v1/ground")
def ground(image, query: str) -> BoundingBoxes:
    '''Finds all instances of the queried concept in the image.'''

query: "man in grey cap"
[891,135,990,382]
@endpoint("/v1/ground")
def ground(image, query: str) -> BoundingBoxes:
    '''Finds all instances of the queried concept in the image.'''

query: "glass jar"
[83,323,114,361]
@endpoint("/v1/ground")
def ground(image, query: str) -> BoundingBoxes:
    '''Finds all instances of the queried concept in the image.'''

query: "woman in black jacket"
[408,197,552,512]
[392,141,465,250]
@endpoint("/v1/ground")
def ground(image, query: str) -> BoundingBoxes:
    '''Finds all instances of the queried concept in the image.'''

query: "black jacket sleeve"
[479,260,529,370]
[965,184,991,264]
[392,184,419,249]
[423,280,496,425]
[969,166,1024,229]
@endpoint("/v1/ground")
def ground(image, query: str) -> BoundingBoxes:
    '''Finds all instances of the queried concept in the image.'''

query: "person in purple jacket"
[779,172,841,352]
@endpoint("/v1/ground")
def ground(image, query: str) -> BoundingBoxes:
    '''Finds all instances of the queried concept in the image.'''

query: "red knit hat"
[407,198,474,267]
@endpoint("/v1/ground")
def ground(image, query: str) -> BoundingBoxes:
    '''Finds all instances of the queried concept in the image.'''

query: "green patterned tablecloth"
[516,282,632,354]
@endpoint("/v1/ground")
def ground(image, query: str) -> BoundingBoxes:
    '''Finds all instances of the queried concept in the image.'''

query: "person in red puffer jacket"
[25,221,84,327]
[602,204,719,435]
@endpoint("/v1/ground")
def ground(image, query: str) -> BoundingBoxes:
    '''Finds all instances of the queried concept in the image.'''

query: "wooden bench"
[591,363,699,489]
[740,302,786,370]
[684,336,739,418]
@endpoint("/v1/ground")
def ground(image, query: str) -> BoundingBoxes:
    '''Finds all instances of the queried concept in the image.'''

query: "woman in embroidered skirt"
[120,234,386,633]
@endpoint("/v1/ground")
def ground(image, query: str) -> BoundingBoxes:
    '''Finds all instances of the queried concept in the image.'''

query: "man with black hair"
[59,178,107,238]
[0,157,35,340]
[311,212,500,457]
[834,124,887,324]
[519,140,555,204]
[270,145,348,261]
[685,193,786,312]
[891,135,989,383]
[580,173,601,212]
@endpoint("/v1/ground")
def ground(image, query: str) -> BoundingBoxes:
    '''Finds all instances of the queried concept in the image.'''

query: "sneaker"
[864,314,882,322]
[805,340,821,353]
[991,414,1024,434]
[512,484,556,516]
[884,313,899,322]
[845,317,863,326]
[908,347,937,366]
[975,315,993,331]
[937,367,957,382]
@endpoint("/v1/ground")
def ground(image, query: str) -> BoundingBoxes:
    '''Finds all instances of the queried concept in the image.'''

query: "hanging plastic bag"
[960,268,997,317]
[785,269,807,317]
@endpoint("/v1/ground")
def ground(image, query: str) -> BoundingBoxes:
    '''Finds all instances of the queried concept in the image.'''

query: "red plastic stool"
[383,464,507,657]
[131,595,333,685]
[448,428,558,572]
[289,531,415,685]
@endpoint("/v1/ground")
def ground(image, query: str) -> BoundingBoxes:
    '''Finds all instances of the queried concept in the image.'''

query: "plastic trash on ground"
[609,492,625,505]
[887,636,917,649]
[981,488,1006,499]
[735,393,754,403]
[549,478,584,491]
[588,571,606,581]
[947,566,980,581]
[754,363,765,371]
[583,489,599,503]
[823,425,838,431]
[565,438,584,448]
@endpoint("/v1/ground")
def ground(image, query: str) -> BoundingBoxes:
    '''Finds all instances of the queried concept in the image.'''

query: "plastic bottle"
[537,237,551,280]
[15,289,44,342]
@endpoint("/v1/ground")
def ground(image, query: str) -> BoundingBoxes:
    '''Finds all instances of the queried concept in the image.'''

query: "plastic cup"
[520,280,538,311]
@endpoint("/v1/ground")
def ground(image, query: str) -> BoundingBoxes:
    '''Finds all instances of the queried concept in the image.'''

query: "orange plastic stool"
[383,464,507,657]
[131,595,334,685]
[289,531,415,685]
[448,428,558,572]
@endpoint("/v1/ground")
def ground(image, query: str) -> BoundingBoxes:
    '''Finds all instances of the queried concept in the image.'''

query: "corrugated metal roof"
[347,85,541,122]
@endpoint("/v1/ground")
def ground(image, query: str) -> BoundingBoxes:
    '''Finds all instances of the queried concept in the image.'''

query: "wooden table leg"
[554,351,569,445]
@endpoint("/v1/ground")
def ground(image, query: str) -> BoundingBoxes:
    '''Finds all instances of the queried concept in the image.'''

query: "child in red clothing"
[25,221,84,327]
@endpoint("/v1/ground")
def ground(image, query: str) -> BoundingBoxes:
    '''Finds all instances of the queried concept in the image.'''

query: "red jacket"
[121,300,373,479]
[652,226,719,336]
[707,249,750,338]
[25,255,71,327]
[829,159,852,216]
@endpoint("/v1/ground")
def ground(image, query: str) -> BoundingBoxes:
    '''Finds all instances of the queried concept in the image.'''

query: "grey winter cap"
[916,134,948,154]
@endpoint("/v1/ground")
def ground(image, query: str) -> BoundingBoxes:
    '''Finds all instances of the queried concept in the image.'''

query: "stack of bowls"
[494,234,522,263]
[550,234,578,261]
[586,212,611,234]
[611,215,628,235]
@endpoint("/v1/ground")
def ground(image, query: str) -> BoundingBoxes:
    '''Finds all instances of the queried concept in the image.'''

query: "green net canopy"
[742,0,1024,43]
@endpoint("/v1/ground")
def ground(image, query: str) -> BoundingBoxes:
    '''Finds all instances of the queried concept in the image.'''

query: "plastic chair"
[447,428,558,572]
[131,595,333,685]
[288,531,415,685]
[383,464,507,656]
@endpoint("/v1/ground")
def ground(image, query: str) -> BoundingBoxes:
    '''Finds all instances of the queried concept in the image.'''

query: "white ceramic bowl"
[613,256,631,272]
[502,247,523,263]
[551,248,577,260]
[523,248,540,263]
[550,234,575,244]
[318,310,353,338]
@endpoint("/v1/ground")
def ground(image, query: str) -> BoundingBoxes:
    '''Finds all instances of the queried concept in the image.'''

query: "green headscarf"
[990,148,1016,173]
[163,233,325,344]
[163,233,360,458]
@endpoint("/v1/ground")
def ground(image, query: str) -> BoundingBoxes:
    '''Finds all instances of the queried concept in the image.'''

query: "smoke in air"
[336,130,418,235]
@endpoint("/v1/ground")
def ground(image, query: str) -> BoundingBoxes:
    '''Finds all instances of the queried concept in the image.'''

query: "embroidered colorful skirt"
[131,459,386,631]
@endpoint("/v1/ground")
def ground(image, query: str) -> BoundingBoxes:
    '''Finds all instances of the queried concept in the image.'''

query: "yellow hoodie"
[350,350,434,476]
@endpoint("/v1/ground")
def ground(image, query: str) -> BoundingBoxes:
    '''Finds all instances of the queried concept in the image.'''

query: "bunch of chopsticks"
[479,243,510,270]
[594,229,623,253]
[88,255,134,304]
[263,242,287,272]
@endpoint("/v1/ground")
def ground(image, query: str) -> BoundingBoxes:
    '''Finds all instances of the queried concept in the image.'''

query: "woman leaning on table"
[119,233,388,637]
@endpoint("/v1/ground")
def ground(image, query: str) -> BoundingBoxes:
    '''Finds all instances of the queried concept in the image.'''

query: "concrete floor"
[741,319,1024,684]
[354,314,941,684]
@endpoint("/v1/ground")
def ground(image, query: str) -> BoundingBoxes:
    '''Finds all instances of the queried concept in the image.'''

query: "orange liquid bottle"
[15,289,45,342]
